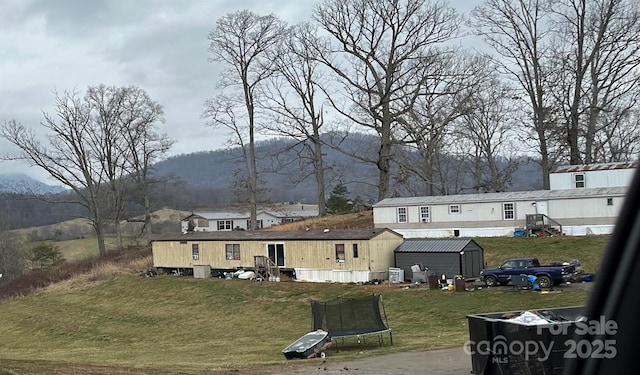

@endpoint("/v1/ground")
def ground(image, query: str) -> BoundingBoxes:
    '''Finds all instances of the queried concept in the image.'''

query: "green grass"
[475,235,608,273]
[0,235,609,374]
[55,236,140,262]
[0,276,591,374]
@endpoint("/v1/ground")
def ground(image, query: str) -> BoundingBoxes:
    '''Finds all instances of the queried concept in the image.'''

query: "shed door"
[268,243,285,267]
[461,250,484,278]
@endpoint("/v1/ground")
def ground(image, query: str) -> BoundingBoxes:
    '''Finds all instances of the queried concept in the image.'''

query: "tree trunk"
[143,188,152,245]
[313,131,326,216]
[95,224,107,257]
[248,102,258,230]
[114,219,123,250]
[377,131,392,201]
[538,127,551,190]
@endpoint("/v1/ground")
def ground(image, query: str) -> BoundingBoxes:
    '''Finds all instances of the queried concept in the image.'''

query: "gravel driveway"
[252,347,472,375]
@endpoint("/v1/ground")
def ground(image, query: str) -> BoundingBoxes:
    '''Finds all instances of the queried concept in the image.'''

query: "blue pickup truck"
[480,257,576,288]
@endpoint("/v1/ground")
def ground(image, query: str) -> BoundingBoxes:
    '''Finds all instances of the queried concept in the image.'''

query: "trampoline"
[310,294,392,348]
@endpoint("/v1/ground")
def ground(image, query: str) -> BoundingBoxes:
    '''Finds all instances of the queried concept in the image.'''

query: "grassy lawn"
[0,234,608,374]
[55,236,144,262]
[0,275,592,374]
[475,235,608,273]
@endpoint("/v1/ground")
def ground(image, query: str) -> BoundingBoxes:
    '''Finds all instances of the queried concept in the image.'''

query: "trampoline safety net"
[310,294,392,344]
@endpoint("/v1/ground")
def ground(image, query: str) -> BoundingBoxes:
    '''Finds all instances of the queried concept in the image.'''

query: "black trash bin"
[467,306,585,375]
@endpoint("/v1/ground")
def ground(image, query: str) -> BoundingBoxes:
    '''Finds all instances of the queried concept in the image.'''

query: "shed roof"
[374,186,627,207]
[394,238,481,253]
[153,228,401,242]
[552,161,638,173]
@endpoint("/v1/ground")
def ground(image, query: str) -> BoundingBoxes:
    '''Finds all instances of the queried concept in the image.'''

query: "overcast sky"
[0,0,476,183]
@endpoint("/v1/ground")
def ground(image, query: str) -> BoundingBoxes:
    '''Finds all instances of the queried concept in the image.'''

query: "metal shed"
[394,238,485,280]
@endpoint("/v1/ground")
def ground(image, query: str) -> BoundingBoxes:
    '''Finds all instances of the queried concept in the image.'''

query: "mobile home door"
[267,243,285,267]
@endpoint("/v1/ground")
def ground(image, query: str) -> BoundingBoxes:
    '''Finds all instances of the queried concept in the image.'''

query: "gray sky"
[0,0,476,184]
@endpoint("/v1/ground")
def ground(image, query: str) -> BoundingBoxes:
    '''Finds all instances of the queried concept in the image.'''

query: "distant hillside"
[0,173,66,194]
[0,134,543,230]
[152,134,543,207]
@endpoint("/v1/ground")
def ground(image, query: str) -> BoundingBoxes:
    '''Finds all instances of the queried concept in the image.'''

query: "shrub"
[31,242,65,269]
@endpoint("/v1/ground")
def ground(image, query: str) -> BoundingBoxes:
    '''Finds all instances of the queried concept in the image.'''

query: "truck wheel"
[536,275,552,288]
[484,275,498,287]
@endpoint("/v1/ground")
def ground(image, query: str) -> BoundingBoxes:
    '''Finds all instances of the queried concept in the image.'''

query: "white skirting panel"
[294,268,374,283]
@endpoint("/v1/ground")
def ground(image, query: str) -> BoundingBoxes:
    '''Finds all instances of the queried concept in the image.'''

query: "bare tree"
[1,91,110,255]
[0,225,26,281]
[313,0,462,200]
[594,109,640,161]
[397,51,487,196]
[85,85,131,250]
[548,0,640,163]
[472,0,555,188]
[1,86,167,255]
[260,22,329,215]
[456,75,524,192]
[206,10,287,229]
[117,87,171,245]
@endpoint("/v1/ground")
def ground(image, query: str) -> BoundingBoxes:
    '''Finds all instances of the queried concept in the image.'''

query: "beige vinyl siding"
[152,231,404,272]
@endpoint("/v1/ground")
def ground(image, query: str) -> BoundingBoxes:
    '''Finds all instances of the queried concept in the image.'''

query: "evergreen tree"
[326,184,353,214]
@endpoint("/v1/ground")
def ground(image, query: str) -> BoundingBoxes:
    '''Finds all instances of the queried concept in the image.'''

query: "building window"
[217,220,233,230]
[574,173,586,188]
[503,202,515,220]
[335,244,345,262]
[352,244,359,258]
[397,207,407,223]
[449,204,460,214]
[607,198,614,206]
[192,244,199,260]
[246,220,263,229]
[225,244,240,260]
[420,206,430,223]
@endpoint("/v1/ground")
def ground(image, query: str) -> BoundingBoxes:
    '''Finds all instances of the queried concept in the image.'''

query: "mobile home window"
[397,207,407,223]
[420,206,430,223]
[574,173,586,188]
[217,220,233,230]
[246,219,263,229]
[335,244,345,262]
[607,198,614,206]
[192,244,199,260]
[503,202,515,220]
[225,244,240,260]
[449,204,460,214]
[352,244,359,258]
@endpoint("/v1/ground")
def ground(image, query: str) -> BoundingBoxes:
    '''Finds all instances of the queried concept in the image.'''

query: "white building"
[550,161,637,190]
[373,162,636,238]
[181,205,319,232]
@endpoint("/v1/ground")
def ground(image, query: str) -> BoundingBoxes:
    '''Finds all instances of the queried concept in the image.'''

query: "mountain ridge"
[0,173,66,194]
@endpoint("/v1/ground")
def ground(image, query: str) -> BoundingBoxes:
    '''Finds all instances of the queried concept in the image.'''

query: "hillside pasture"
[0,273,591,375]
[0,211,610,374]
